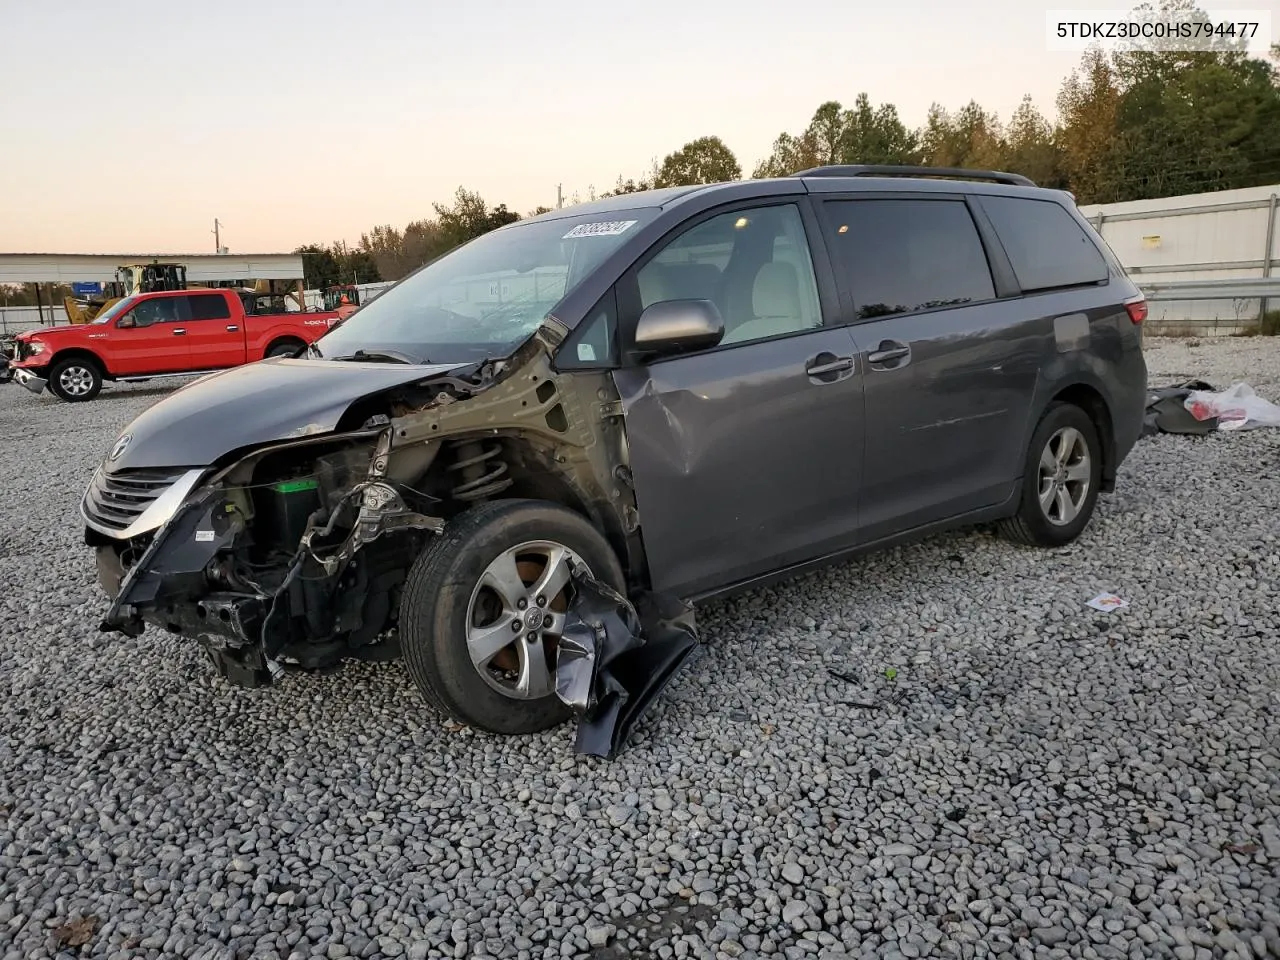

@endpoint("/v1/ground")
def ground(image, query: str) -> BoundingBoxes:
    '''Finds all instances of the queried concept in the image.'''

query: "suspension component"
[448,439,512,501]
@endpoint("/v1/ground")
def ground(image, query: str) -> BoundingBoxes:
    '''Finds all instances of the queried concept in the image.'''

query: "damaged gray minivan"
[84,166,1147,753]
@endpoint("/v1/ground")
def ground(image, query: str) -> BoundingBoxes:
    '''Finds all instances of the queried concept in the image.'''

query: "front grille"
[83,467,186,533]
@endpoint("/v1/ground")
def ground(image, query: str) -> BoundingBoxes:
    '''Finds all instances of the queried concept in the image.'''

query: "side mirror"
[633,299,724,358]
[116,315,136,329]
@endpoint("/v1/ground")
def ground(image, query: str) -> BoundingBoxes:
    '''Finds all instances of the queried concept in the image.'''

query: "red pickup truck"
[9,289,341,402]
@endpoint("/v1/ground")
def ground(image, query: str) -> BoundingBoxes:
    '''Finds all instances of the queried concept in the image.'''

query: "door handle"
[226,324,239,332]
[806,356,854,376]
[867,341,910,365]
[172,328,186,336]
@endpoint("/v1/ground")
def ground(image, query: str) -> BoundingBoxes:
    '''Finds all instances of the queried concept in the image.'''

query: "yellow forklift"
[63,262,189,324]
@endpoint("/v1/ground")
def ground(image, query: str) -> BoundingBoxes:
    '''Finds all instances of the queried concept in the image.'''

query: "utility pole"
[556,184,563,209]
[212,218,222,254]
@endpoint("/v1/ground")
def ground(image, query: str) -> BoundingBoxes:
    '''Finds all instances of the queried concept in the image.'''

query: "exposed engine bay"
[88,324,697,756]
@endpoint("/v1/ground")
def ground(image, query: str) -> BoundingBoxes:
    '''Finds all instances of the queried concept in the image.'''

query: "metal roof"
[0,252,306,284]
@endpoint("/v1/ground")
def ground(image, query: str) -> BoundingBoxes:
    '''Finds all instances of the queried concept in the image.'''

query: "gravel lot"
[2,337,1279,960]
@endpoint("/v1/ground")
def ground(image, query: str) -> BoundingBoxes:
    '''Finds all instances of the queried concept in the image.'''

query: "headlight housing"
[27,340,46,355]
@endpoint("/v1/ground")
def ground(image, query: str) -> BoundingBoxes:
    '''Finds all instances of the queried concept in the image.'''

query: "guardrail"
[1137,278,1280,301]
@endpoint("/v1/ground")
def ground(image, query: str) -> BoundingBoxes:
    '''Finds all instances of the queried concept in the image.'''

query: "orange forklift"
[322,285,361,321]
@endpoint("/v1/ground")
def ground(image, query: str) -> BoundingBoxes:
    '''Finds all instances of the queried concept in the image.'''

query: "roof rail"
[794,164,1036,188]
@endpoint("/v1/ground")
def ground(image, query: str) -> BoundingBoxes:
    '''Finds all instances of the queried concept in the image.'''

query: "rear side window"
[822,199,995,320]
[979,196,1108,292]
[187,294,231,321]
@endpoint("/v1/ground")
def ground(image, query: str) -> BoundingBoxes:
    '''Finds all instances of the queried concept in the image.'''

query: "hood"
[105,357,459,471]
[19,324,82,338]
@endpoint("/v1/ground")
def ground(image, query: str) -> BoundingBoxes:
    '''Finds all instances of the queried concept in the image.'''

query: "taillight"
[1124,297,1147,324]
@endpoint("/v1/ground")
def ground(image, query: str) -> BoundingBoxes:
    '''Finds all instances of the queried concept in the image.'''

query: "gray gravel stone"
[1,337,1279,959]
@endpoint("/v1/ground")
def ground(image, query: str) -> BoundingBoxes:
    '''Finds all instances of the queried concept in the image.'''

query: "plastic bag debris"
[1184,382,1280,431]
[555,569,699,758]
[1142,379,1219,436]
[1086,592,1129,613]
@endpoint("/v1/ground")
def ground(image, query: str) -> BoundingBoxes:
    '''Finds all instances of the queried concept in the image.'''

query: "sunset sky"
[0,0,1224,254]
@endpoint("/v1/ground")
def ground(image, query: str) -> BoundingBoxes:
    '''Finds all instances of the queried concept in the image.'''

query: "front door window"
[635,203,823,348]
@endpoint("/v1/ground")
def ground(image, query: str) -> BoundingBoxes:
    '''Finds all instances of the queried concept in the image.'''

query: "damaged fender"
[555,568,700,758]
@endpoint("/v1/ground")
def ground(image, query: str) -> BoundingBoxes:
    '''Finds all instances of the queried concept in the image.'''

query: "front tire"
[399,499,626,735]
[999,402,1102,547]
[48,357,103,402]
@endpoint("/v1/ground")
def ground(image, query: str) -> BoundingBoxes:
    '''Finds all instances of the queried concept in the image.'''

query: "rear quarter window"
[187,293,232,321]
[979,196,1108,293]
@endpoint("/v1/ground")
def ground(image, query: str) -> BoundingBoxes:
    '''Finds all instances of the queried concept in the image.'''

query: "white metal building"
[0,252,306,286]
[1078,184,1280,333]
[0,251,310,333]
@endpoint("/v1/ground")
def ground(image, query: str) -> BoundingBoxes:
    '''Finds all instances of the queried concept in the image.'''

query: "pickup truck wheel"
[399,499,626,735]
[48,357,103,402]
[266,341,304,359]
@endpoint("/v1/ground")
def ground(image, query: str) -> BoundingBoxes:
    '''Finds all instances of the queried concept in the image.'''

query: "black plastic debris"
[1142,379,1219,437]
[555,569,699,758]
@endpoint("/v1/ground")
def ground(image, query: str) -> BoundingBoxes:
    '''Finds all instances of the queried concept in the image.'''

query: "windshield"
[314,209,656,363]
[92,296,138,325]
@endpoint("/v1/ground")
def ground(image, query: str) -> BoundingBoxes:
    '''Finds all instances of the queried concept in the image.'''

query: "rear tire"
[48,357,103,402]
[999,402,1102,547]
[399,498,625,735]
[266,340,304,359]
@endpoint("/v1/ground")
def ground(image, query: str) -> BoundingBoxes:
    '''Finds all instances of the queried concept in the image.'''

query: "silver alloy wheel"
[58,364,95,397]
[1037,426,1092,526]
[465,540,588,700]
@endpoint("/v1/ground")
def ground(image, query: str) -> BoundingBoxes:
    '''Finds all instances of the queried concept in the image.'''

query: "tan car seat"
[721,261,807,344]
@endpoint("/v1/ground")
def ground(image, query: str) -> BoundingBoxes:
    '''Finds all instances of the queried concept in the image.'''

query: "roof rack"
[794,164,1036,188]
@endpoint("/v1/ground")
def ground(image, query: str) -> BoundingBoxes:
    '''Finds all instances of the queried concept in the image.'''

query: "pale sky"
[1,0,1253,254]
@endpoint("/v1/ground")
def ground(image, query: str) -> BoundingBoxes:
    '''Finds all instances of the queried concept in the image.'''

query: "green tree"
[603,176,652,196]
[358,225,411,282]
[804,102,847,166]
[296,244,343,290]
[1001,95,1065,186]
[1098,0,1280,200]
[753,133,816,178]
[356,188,520,281]
[919,101,1003,169]
[434,187,521,247]
[753,95,918,177]
[1055,47,1123,203]
[0,282,74,307]
[654,136,742,187]
[842,94,920,165]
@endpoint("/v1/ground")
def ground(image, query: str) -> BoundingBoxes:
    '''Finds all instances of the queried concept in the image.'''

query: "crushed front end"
[82,326,699,755]
[89,426,443,686]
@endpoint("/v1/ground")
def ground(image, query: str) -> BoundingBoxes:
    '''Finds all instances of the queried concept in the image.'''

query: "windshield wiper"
[328,349,423,365]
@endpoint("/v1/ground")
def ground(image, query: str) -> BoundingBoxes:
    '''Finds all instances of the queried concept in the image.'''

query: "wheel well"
[50,349,106,377]
[1051,383,1115,491]
[410,434,636,582]
[266,336,306,354]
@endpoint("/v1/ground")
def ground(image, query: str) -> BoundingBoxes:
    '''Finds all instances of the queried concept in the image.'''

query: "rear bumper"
[1107,349,1148,480]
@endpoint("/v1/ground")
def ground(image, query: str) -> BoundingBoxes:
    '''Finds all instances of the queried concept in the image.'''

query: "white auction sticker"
[563,220,638,240]
[195,530,215,542]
